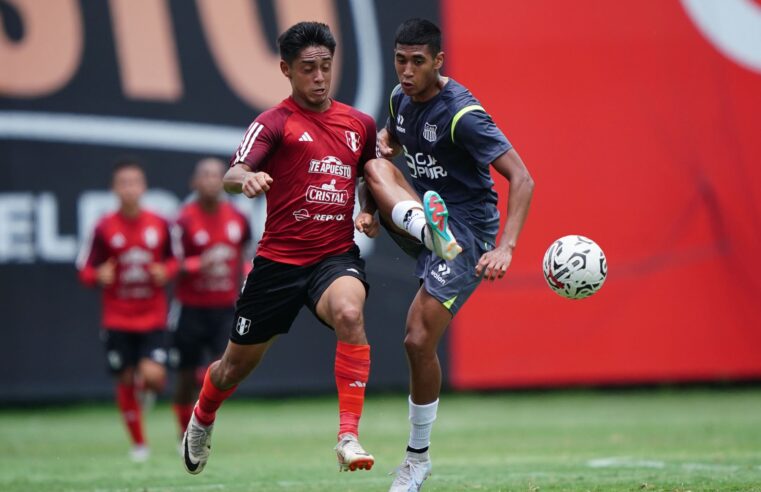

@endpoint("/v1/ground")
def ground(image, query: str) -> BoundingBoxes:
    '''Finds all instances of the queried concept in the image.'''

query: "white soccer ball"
[542,235,607,299]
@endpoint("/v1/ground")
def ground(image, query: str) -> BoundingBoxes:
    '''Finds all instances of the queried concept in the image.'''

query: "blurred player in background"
[357,18,535,491]
[76,159,178,462]
[181,21,378,475]
[169,157,252,441]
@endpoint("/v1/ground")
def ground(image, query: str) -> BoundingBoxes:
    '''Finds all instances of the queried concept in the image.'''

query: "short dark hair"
[112,156,144,179]
[278,22,336,64]
[395,18,441,57]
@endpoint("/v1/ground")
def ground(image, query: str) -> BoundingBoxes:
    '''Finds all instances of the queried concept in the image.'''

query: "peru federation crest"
[345,131,361,152]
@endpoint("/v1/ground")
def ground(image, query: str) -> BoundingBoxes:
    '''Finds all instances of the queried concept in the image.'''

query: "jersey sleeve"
[230,108,288,171]
[160,219,180,279]
[171,217,201,274]
[76,223,108,287]
[358,113,377,175]
[451,108,513,165]
[384,84,403,142]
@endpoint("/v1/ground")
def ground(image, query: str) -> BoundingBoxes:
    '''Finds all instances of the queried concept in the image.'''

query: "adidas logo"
[299,132,313,142]
[349,381,366,388]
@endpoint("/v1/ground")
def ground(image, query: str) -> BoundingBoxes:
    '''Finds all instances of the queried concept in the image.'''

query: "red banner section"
[443,0,761,388]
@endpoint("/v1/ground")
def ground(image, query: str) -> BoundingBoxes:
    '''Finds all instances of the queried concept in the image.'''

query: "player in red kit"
[181,22,378,476]
[77,159,178,461]
[169,157,252,440]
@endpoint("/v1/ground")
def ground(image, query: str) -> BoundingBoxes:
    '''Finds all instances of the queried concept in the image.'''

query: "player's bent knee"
[403,332,435,359]
[142,374,166,392]
[332,304,363,329]
[332,305,366,343]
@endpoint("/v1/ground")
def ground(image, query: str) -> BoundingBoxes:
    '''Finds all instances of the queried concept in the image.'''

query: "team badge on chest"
[227,222,242,243]
[345,131,361,153]
[193,230,209,246]
[144,227,158,248]
[423,122,437,143]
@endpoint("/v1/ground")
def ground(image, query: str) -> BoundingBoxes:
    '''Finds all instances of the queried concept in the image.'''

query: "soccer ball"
[542,235,607,299]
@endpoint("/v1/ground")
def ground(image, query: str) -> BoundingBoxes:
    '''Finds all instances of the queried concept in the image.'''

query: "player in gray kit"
[355,18,535,491]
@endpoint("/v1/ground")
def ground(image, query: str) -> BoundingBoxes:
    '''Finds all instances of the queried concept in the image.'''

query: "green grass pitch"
[1,388,761,491]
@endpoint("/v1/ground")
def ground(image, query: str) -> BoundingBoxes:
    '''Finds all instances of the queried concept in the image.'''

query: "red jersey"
[231,97,376,266]
[77,209,178,331]
[172,200,251,307]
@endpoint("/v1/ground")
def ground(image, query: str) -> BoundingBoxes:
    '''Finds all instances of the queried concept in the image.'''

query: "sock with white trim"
[391,201,433,250]
[407,396,438,453]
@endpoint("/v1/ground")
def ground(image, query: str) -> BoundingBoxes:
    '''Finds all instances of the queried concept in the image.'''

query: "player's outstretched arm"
[355,177,380,237]
[223,163,272,198]
[377,127,402,159]
[475,148,535,281]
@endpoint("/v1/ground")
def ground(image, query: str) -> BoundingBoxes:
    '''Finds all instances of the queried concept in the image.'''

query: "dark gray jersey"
[386,79,511,242]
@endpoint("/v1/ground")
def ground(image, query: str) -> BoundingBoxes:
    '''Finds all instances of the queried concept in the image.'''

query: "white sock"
[408,396,438,452]
[391,201,433,250]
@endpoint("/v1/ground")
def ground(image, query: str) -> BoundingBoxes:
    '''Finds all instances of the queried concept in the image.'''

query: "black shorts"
[101,328,167,374]
[231,245,369,345]
[169,305,234,370]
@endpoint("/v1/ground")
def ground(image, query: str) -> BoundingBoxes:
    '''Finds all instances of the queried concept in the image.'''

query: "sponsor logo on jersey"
[120,245,152,265]
[305,180,349,206]
[198,244,235,291]
[293,209,310,221]
[298,131,313,142]
[312,213,346,222]
[345,131,361,152]
[423,122,438,142]
[292,209,346,222]
[308,156,351,178]
[403,146,448,179]
[119,246,152,285]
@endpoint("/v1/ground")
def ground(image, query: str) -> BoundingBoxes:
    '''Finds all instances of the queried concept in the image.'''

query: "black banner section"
[0,0,441,402]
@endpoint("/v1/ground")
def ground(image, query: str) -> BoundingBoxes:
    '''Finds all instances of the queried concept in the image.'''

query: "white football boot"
[389,451,432,491]
[129,444,150,462]
[181,406,214,474]
[335,433,375,471]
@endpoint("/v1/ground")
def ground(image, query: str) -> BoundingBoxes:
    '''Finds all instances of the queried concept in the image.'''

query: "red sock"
[116,383,144,446]
[194,367,237,426]
[173,403,194,435]
[335,341,370,438]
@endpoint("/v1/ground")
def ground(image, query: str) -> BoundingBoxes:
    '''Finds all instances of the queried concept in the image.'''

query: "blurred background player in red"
[169,157,252,441]
[76,158,178,461]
